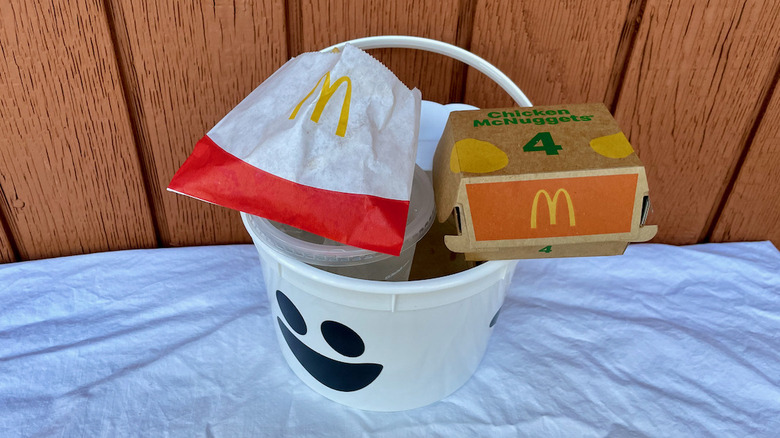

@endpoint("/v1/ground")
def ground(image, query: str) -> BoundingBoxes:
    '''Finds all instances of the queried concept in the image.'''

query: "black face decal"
[277,290,307,335]
[276,290,383,392]
[321,320,365,358]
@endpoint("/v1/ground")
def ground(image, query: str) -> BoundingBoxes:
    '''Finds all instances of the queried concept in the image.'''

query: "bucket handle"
[321,35,532,107]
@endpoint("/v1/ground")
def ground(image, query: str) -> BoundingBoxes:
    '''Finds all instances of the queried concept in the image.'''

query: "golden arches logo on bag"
[530,189,576,229]
[290,71,352,137]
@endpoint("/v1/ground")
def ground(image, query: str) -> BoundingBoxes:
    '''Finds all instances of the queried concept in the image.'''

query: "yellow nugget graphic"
[589,132,634,159]
[450,138,508,173]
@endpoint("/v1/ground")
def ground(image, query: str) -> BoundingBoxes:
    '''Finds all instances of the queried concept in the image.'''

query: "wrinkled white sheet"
[1,242,778,437]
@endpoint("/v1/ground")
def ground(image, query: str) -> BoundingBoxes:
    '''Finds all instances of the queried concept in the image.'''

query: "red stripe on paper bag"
[168,135,409,256]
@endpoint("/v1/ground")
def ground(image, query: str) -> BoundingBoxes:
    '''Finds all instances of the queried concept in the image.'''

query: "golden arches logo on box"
[530,189,576,229]
[289,71,352,137]
[465,175,636,241]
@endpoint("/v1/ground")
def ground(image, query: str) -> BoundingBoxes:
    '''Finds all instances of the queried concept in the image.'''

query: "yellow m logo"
[289,71,352,137]
[531,189,576,229]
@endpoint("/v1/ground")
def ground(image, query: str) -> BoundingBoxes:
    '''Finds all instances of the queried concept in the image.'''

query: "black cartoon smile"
[276,290,383,392]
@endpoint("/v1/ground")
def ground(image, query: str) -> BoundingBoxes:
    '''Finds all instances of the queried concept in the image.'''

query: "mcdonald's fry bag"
[168,44,422,255]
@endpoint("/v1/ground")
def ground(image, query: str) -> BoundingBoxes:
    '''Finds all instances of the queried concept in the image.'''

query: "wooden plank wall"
[105,1,287,248]
[0,0,156,263]
[465,0,634,107]
[712,74,780,244]
[614,0,780,244]
[0,0,778,263]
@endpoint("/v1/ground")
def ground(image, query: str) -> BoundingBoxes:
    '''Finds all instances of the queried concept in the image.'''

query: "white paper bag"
[169,44,421,255]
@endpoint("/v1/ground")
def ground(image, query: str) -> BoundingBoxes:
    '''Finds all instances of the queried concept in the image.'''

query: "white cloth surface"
[1,242,778,437]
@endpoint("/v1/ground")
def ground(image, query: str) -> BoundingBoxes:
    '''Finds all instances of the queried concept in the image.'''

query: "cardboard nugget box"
[432,103,657,261]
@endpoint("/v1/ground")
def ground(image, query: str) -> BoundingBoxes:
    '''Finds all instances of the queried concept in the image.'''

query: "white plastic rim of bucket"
[321,35,533,107]
[243,213,516,310]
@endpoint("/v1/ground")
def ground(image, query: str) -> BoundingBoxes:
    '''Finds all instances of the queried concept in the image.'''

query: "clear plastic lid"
[245,165,435,267]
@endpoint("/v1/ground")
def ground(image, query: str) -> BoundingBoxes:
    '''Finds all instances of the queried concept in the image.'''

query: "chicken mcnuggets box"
[432,103,657,260]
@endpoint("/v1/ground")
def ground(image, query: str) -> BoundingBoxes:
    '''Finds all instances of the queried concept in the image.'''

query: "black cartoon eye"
[321,320,365,357]
[277,290,307,335]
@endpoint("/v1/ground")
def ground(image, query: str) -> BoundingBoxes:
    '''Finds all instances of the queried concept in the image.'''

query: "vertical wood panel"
[614,0,780,244]
[712,73,780,245]
[107,1,287,247]
[0,236,13,264]
[0,215,16,263]
[295,0,463,104]
[0,0,156,260]
[464,0,633,107]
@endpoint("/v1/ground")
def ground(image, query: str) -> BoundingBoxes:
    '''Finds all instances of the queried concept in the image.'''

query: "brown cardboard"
[409,214,477,280]
[432,103,657,260]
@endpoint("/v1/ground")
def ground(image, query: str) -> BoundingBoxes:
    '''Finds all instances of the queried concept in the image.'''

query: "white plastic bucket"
[243,36,532,411]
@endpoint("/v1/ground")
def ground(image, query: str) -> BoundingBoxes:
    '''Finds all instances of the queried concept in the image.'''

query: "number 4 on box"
[523,132,562,156]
